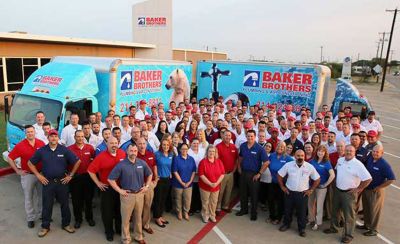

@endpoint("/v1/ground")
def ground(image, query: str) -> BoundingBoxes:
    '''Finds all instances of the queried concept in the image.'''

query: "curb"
[0,167,14,177]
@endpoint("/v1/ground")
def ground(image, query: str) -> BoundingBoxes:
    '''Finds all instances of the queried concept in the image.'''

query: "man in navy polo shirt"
[108,143,152,244]
[236,129,270,221]
[28,129,81,238]
[359,145,396,236]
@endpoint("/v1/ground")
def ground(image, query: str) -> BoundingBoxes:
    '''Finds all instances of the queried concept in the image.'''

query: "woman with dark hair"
[311,133,321,149]
[186,120,198,142]
[171,143,196,221]
[156,120,169,141]
[308,145,335,231]
[153,139,174,228]
[175,121,186,133]
[175,127,187,145]
[304,142,315,162]
[204,120,215,143]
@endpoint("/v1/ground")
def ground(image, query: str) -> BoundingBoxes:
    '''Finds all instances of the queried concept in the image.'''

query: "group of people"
[7,96,396,244]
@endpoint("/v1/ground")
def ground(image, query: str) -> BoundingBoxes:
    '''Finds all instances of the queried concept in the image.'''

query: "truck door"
[64,99,93,126]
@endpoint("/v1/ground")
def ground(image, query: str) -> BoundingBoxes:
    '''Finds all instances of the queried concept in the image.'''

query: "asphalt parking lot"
[0,76,399,244]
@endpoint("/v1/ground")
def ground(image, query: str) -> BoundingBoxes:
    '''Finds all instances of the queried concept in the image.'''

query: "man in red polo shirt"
[267,127,280,152]
[68,130,96,229]
[8,125,45,228]
[88,137,126,242]
[216,130,238,214]
[136,137,158,235]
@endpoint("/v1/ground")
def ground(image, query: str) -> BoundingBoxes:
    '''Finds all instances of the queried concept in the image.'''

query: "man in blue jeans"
[28,129,81,237]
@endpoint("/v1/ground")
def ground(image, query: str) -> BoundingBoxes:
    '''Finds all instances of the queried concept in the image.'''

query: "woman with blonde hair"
[196,129,209,151]
[308,145,334,231]
[198,145,225,223]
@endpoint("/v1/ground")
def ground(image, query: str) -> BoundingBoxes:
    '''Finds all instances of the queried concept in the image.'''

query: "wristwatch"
[69,173,74,178]
[145,184,150,188]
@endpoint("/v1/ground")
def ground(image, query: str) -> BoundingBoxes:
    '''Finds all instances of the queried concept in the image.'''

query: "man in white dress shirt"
[60,114,82,147]
[82,122,102,148]
[120,115,132,142]
[361,111,383,138]
[324,145,372,243]
[33,111,46,139]
[135,100,149,121]
[277,149,320,237]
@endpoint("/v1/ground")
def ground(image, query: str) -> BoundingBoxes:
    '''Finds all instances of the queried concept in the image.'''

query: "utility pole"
[375,41,380,59]
[320,46,323,63]
[377,32,389,83]
[381,9,399,92]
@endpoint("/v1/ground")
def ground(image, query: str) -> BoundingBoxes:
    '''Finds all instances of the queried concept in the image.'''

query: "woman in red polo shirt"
[198,145,225,223]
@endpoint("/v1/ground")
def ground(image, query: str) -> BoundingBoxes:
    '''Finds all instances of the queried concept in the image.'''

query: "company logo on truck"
[137,17,167,27]
[120,71,133,90]
[32,75,63,87]
[243,71,260,87]
[262,71,313,93]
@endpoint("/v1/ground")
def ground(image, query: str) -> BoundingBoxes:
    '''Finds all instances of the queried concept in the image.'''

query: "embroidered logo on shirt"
[84,152,90,155]
[149,157,153,160]
[373,167,379,170]
[137,166,143,168]
[251,151,257,154]
[57,154,64,157]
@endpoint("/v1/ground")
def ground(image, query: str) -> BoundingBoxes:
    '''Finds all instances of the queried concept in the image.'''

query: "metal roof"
[0,32,156,49]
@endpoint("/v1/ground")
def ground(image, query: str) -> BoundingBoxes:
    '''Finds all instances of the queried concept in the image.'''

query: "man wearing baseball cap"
[298,126,311,145]
[28,129,81,237]
[136,100,149,121]
[267,127,280,152]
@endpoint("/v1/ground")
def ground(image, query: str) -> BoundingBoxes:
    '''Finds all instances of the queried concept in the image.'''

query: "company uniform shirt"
[60,124,82,147]
[278,129,291,141]
[235,134,247,149]
[30,144,79,179]
[188,148,205,182]
[336,133,351,145]
[268,153,294,183]
[171,155,197,188]
[108,158,152,192]
[154,151,173,178]
[216,142,238,173]
[278,161,320,192]
[326,142,337,154]
[137,150,156,180]
[361,119,383,133]
[298,136,311,145]
[95,141,108,156]
[85,134,103,149]
[88,149,126,185]
[68,144,95,174]
[198,158,225,192]
[121,126,132,142]
[135,109,148,121]
[9,138,45,172]
[33,123,45,139]
[365,157,396,189]
[335,157,372,190]
[239,142,269,172]
[309,159,333,185]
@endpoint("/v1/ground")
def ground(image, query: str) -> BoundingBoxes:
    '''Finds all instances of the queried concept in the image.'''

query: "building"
[0,32,226,95]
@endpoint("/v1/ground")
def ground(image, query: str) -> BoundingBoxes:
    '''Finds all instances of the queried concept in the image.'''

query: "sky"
[0,0,399,63]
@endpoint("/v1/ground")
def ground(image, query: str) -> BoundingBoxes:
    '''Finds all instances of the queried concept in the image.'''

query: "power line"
[376,32,389,83]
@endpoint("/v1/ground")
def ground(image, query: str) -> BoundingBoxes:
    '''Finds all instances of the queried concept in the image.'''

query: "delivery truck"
[196,60,371,117]
[3,56,192,163]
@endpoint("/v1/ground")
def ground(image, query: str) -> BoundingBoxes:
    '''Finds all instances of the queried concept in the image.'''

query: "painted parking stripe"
[390,184,400,190]
[213,226,232,244]
[384,151,400,159]
[382,123,400,130]
[356,221,394,244]
[381,135,400,142]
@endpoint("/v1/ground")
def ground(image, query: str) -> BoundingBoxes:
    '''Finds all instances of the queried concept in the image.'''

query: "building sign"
[137,17,167,27]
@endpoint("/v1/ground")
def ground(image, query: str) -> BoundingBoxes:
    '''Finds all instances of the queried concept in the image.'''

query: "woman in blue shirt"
[153,138,174,228]
[308,145,335,231]
[267,141,294,225]
[171,143,196,221]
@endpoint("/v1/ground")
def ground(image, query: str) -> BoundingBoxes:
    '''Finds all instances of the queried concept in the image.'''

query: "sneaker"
[311,224,318,231]
[210,217,217,223]
[202,216,209,223]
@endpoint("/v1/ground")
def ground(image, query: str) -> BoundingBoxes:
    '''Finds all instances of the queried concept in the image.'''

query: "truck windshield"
[9,94,62,129]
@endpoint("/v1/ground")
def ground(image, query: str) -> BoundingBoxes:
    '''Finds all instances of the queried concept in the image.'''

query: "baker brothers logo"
[243,70,260,87]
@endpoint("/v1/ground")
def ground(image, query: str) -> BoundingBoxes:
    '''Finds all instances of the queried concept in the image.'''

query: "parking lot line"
[213,226,232,244]
[356,221,394,244]
[390,184,400,190]
[381,135,400,142]
[384,152,400,159]
[379,115,400,122]
[382,123,400,130]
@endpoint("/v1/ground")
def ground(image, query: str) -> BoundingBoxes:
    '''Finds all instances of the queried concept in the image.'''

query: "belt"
[48,178,64,182]
[336,186,350,192]
[126,190,141,194]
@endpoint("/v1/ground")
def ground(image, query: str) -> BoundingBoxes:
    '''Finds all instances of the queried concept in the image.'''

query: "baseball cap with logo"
[302,126,310,131]
[367,130,377,137]
[270,127,279,133]
[48,129,59,136]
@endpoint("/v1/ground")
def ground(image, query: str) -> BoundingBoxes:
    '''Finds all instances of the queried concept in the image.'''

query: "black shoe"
[323,228,338,234]
[162,220,169,225]
[363,230,377,236]
[356,224,368,230]
[250,215,257,221]
[188,211,194,216]
[235,211,248,216]
[74,221,81,229]
[299,230,306,237]
[115,229,121,235]
[27,221,35,228]
[106,234,113,242]
[279,225,289,232]
[222,208,232,213]
[155,220,166,228]
[87,219,95,227]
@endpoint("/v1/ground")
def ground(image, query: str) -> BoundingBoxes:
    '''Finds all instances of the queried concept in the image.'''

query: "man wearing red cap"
[267,127,280,152]
[136,100,149,121]
[298,126,311,145]
[287,116,296,130]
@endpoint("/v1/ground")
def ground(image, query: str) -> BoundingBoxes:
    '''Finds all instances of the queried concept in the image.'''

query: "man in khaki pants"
[136,138,158,234]
[358,145,396,236]
[216,130,238,214]
[108,144,153,244]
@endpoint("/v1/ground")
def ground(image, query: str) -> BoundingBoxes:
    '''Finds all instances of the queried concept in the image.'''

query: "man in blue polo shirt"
[359,145,396,236]
[236,129,270,221]
[95,128,112,156]
[108,143,152,244]
[28,129,81,238]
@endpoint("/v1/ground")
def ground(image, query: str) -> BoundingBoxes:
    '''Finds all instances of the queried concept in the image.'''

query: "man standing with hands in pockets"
[108,143,153,244]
